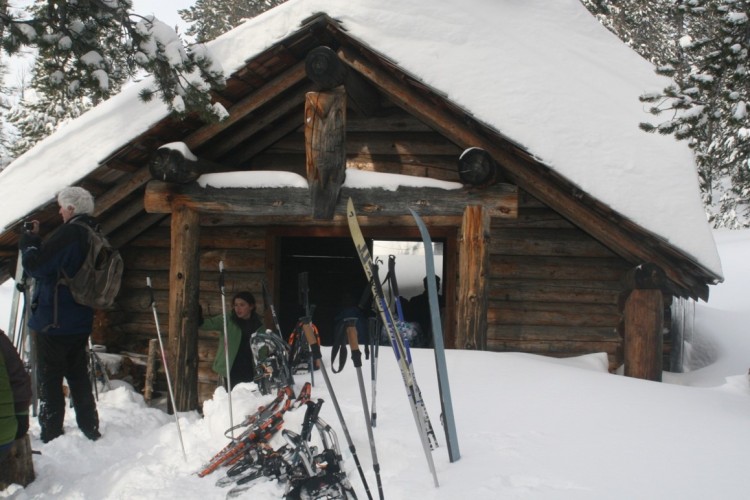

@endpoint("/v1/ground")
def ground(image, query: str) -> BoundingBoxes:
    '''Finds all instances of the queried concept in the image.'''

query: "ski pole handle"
[345,319,363,369]
[219,260,226,292]
[300,318,322,361]
[146,277,155,306]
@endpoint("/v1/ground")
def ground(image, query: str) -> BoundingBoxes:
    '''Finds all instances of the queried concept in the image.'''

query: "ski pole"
[146,277,187,461]
[300,317,373,500]
[88,337,99,401]
[219,261,235,439]
[346,319,384,500]
[261,279,283,337]
[298,272,315,387]
[369,316,379,427]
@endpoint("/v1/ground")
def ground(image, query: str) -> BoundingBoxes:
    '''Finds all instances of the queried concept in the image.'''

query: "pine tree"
[580,0,683,66]
[179,0,288,43]
[639,0,749,228]
[0,58,15,170]
[7,54,93,158]
[0,0,225,120]
[582,0,750,228]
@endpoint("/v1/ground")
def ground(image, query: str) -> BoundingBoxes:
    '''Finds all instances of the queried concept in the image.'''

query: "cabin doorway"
[276,234,447,346]
[278,236,367,345]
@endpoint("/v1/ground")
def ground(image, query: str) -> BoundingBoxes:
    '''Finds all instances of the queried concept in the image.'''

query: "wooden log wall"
[487,191,630,371]
[247,104,463,182]
[105,222,269,405]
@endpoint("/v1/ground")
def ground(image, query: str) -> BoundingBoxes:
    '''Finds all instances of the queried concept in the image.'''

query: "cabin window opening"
[371,240,445,302]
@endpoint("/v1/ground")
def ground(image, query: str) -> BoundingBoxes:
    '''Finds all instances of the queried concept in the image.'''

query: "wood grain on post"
[623,288,664,381]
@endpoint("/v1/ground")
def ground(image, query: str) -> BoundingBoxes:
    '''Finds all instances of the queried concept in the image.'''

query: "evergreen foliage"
[0,0,226,121]
[583,0,750,228]
[178,0,287,43]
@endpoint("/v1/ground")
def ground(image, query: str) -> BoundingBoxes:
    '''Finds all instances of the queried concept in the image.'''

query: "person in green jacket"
[199,291,263,389]
[1,329,31,461]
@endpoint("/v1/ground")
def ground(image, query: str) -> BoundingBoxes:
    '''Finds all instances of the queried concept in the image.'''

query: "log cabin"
[0,0,723,410]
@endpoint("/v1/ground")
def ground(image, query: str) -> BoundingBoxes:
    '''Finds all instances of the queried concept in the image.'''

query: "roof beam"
[144,180,517,220]
[183,61,307,151]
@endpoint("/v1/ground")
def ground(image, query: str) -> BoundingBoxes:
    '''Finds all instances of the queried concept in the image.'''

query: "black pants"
[35,332,99,442]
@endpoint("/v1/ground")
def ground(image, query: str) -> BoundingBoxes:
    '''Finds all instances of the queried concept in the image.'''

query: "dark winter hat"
[232,291,256,306]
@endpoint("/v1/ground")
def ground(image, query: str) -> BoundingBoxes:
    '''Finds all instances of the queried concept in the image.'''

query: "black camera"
[23,221,34,231]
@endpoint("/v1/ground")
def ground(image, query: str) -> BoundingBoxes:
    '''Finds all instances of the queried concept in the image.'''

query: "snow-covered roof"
[0,0,722,278]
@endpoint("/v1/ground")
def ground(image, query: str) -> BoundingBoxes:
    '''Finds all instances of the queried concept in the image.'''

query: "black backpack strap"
[329,321,348,373]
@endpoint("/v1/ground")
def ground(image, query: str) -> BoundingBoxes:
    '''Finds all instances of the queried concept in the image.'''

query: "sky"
[130,0,193,32]
[0,0,722,279]
[1,228,749,499]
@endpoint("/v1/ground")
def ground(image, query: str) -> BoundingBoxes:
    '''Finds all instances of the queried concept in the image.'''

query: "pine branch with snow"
[0,0,226,121]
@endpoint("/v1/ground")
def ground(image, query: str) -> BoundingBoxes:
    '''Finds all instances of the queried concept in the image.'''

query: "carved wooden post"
[622,263,665,381]
[456,205,490,350]
[169,205,201,411]
[304,86,346,220]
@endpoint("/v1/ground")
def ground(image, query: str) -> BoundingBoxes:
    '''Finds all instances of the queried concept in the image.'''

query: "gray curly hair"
[57,186,95,215]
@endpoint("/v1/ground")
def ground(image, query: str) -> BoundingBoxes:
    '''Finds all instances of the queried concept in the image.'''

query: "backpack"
[59,221,124,309]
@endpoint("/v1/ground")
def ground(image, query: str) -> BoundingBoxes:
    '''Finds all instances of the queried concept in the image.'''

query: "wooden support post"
[0,435,35,489]
[622,264,665,381]
[168,205,201,411]
[456,205,490,350]
[305,86,346,220]
[143,338,158,403]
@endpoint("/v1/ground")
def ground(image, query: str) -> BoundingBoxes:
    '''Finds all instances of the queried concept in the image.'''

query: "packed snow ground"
[1,230,749,499]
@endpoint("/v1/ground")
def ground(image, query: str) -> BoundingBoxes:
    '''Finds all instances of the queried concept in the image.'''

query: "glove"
[15,413,29,439]
[197,304,204,325]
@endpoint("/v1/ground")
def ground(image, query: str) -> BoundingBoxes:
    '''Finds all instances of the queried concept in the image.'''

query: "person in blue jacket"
[19,186,101,443]
[0,330,31,461]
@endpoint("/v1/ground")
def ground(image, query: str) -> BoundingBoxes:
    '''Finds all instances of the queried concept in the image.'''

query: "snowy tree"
[582,0,750,228]
[7,54,93,158]
[179,0,287,43]
[580,0,684,66]
[0,0,226,121]
[639,0,749,228]
[0,58,15,170]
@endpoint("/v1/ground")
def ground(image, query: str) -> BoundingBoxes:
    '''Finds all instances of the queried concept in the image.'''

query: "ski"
[409,208,461,463]
[6,250,24,345]
[346,197,439,487]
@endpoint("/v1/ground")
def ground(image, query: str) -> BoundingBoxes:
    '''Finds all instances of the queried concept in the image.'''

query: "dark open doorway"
[278,237,369,345]
[277,234,447,346]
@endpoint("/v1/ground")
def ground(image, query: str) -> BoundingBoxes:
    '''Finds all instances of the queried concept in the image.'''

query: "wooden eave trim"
[184,61,307,151]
